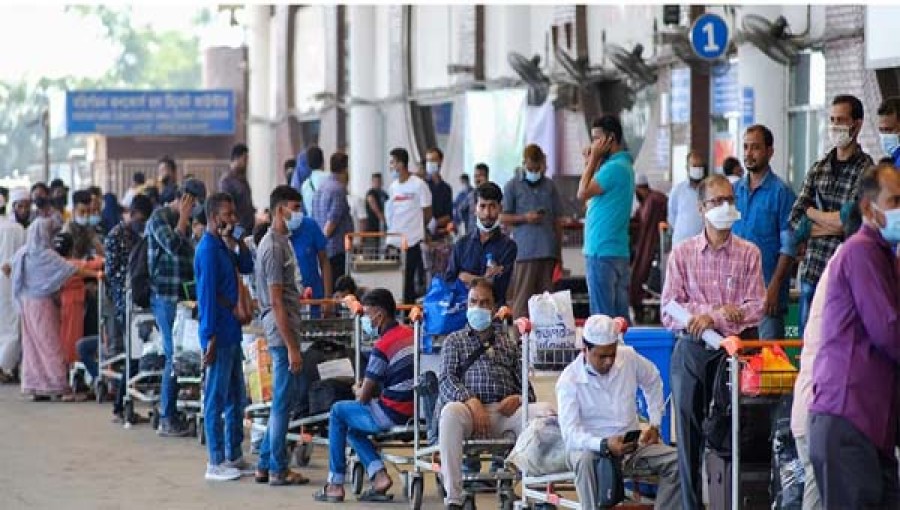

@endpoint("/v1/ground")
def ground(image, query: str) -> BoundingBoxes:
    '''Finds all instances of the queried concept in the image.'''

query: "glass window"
[787,50,826,193]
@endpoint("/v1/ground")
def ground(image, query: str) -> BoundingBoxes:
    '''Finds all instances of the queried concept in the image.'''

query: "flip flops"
[313,487,345,503]
[268,470,310,486]
[357,488,394,502]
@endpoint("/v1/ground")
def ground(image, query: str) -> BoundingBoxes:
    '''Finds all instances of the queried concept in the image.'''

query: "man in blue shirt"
[445,182,517,305]
[732,124,797,339]
[289,195,333,317]
[195,192,254,482]
[877,97,900,167]
[577,115,635,320]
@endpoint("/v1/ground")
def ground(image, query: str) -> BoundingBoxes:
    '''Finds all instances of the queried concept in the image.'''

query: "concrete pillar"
[348,5,381,199]
[246,5,276,213]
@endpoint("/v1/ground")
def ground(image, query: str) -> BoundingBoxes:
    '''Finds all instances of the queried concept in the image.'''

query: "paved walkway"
[0,383,525,510]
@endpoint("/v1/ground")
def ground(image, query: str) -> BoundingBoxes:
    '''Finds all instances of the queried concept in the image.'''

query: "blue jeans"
[799,281,817,338]
[204,342,246,466]
[151,296,179,422]
[758,314,786,340]
[76,336,99,379]
[327,401,389,484]
[257,346,303,474]
[585,255,631,321]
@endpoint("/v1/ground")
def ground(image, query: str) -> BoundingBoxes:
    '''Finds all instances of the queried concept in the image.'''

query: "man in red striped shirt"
[661,174,765,509]
[314,288,414,503]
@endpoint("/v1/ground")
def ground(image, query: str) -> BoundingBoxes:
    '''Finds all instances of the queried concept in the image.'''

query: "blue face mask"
[390,169,399,181]
[74,216,89,226]
[361,315,378,336]
[875,204,900,243]
[191,202,203,219]
[286,210,304,231]
[525,171,542,184]
[88,214,101,226]
[466,307,493,332]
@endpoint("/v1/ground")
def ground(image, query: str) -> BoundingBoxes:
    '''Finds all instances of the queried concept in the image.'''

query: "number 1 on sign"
[702,21,719,53]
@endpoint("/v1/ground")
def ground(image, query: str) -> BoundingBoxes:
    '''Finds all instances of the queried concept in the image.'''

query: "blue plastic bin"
[623,327,675,444]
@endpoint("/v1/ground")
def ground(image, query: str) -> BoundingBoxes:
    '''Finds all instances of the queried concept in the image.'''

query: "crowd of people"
[0,91,897,509]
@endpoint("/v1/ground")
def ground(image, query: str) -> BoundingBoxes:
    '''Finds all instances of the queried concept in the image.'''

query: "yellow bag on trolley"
[740,344,797,396]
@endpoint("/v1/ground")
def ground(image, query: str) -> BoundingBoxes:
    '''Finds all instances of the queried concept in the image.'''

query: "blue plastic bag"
[423,276,468,352]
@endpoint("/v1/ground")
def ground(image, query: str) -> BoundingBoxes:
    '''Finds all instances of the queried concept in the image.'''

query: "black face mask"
[34,196,50,210]
[51,196,67,210]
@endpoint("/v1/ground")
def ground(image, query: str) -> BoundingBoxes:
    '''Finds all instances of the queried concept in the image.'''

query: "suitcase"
[308,376,355,416]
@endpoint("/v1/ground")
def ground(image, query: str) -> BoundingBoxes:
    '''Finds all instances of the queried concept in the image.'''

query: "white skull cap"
[9,187,29,204]
[582,314,621,346]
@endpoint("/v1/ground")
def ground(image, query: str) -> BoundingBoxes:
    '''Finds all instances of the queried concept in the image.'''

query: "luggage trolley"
[340,300,428,503]
[121,288,163,428]
[245,298,357,466]
[95,278,126,403]
[725,339,802,510]
[514,318,656,510]
[171,301,203,437]
[408,309,521,510]
[345,232,407,301]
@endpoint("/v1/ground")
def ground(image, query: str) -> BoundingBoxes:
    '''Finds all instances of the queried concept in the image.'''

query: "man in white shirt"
[556,315,680,509]
[386,147,432,304]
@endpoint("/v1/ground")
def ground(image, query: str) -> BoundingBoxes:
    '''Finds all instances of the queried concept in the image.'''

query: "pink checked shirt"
[661,232,766,337]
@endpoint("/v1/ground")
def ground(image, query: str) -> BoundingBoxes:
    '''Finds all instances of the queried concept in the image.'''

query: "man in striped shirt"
[315,288,414,503]
[661,174,765,509]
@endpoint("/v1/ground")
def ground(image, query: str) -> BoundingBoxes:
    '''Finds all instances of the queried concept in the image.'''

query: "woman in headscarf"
[101,192,122,235]
[11,217,101,400]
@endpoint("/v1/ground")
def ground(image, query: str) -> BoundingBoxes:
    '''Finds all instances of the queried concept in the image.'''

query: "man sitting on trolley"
[556,314,681,509]
[436,278,554,510]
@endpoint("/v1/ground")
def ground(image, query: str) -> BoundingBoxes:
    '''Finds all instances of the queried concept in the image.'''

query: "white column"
[349,5,381,199]
[246,5,276,212]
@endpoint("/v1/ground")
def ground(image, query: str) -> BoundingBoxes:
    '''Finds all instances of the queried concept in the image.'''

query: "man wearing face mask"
[445,182,517,305]
[789,94,874,335]
[807,163,900,509]
[288,193,332,319]
[314,288,414,503]
[146,178,206,437]
[253,185,311,486]
[661,174,765,509]
[557,314,681,510]
[425,147,454,238]
[195,192,254,481]
[501,143,564,319]
[437,279,554,509]
[577,115,635,321]
[877,96,900,168]
[0,188,30,382]
[732,125,797,340]
[668,151,707,246]
[63,189,104,259]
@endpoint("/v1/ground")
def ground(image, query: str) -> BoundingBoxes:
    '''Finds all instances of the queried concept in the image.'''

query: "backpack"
[703,355,732,458]
[127,234,152,309]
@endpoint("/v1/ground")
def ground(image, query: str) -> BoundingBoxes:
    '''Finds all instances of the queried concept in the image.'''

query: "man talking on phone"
[557,314,681,509]
[146,178,207,437]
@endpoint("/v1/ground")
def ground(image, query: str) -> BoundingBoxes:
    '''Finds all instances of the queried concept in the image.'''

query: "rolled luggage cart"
[344,232,407,303]
[410,307,520,510]
[121,288,163,428]
[92,278,125,403]
[245,298,357,465]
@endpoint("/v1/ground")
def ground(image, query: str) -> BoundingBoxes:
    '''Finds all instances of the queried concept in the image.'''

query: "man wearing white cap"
[557,314,681,509]
[0,188,30,382]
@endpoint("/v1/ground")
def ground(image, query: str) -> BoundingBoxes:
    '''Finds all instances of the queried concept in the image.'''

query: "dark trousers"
[670,334,724,510]
[329,252,346,289]
[403,243,424,305]
[809,412,900,509]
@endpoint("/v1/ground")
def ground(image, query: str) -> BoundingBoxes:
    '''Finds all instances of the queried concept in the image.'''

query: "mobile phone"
[232,224,245,241]
[623,430,641,444]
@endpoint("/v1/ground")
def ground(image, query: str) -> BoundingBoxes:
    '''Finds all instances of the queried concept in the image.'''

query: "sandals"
[268,470,309,486]
[254,470,269,484]
[357,488,394,502]
[313,486,345,503]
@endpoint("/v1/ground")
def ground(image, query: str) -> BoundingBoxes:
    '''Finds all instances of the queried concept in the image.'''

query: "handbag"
[594,452,625,508]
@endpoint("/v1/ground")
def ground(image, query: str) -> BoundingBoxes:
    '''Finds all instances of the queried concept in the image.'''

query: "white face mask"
[476,216,499,233]
[704,202,741,231]
[880,133,900,157]
[425,161,439,175]
[688,166,705,181]
[828,124,853,149]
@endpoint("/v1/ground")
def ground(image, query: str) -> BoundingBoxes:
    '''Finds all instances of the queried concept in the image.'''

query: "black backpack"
[703,355,733,458]
[127,234,152,309]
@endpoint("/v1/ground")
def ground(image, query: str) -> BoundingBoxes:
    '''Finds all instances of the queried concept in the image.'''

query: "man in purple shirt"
[808,162,900,509]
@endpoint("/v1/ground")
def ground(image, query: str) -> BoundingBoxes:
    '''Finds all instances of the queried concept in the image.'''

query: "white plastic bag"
[528,291,578,369]
[506,415,570,476]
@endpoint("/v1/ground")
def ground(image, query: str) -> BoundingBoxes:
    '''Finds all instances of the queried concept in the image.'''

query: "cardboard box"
[243,337,273,404]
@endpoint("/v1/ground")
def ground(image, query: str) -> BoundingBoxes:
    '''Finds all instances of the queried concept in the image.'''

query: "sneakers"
[222,457,249,471]
[157,421,191,437]
[205,463,241,482]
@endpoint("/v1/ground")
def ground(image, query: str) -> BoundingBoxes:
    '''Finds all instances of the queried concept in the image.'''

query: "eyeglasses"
[703,195,736,207]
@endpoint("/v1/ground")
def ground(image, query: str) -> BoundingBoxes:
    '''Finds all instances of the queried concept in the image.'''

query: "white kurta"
[0,217,26,372]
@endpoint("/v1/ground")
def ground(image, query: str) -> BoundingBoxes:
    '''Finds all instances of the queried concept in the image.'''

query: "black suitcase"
[308,377,355,416]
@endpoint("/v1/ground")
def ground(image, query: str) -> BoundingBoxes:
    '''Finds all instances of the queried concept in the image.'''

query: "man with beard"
[629,174,668,318]
[219,143,256,235]
[732,125,797,339]
[0,188,30,382]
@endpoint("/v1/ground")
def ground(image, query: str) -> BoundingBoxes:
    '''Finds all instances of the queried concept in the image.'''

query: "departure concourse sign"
[66,90,236,137]
[689,13,729,61]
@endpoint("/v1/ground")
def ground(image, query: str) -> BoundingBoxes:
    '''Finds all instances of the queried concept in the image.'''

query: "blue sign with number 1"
[690,13,729,60]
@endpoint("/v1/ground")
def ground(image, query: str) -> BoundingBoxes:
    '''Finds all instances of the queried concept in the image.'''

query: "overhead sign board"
[66,90,235,137]
[690,13,729,60]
